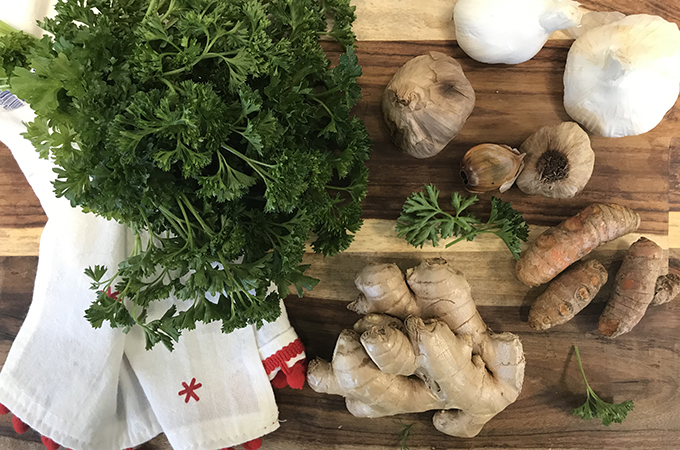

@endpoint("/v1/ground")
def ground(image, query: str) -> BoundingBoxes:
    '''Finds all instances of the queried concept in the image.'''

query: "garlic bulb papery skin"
[564,14,680,138]
[516,122,594,198]
[565,11,625,39]
[382,52,475,159]
[453,0,583,64]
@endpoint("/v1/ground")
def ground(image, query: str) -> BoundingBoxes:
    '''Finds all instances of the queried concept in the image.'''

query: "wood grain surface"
[350,41,671,234]
[2,0,680,448]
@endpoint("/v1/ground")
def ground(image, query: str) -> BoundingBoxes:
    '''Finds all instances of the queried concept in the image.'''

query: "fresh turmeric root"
[308,259,525,438]
[516,203,640,287]
[528,259,608,330]
[599,237,664,338]
[652,273,680,305]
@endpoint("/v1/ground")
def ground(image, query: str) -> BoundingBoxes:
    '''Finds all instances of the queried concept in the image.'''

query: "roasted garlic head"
[382,52,475,159]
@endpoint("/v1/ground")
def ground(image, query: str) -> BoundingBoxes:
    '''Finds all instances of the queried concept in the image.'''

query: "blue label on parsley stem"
[0,90,24,111]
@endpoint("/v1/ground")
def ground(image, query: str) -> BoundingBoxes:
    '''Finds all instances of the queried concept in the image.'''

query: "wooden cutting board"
[274,41,680,450]
[302,41,672,310]
[1,2,680,449]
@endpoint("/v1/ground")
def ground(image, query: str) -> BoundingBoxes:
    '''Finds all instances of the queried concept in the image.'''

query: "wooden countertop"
[1,1,680,449]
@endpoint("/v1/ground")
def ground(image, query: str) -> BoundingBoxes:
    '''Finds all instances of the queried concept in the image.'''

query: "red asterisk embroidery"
[106,287,121,302]
[178,378,202,403]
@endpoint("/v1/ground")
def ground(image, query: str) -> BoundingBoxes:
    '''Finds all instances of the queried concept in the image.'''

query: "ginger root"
[516,203,640,287]
[528,259,608,330]
[599,237,664,338]
[307,259,526,438]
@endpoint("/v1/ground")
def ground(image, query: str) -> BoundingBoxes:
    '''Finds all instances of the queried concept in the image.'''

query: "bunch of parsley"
[6,0,371,350]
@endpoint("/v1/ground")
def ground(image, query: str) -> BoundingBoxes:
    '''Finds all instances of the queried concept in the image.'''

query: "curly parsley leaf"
[572,346,634,426]
[487,196,530,259]
[396,184,528,259]
[0,21,37,83]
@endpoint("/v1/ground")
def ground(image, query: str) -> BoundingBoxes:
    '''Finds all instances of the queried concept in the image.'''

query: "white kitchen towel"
[0,105,162,450]
[0,106,306,450]
[256,305,306,387]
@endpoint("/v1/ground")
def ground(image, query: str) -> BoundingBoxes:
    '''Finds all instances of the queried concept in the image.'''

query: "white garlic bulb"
[564,14,680,138]
[564,11,625,39]
[453,0,583,64]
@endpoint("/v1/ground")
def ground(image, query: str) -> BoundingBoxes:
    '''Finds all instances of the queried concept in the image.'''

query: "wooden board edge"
[315,218,670,254]
[350,0,589,42]
[0,216,674,257]
[671,212,680,249]
[0,227,42,256]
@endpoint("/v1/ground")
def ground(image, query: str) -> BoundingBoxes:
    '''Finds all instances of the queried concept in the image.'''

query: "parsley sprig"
[395,184,529,259]
[398,422,414,450]
[573,346,635,426]
[4,0,371,350]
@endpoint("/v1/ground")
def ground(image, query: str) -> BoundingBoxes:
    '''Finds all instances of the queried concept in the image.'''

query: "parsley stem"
[117,277,134,305]
[162,50,240,77]
[132,233,143,256]
[163,66,188,77]
[202,26,212,53]
[203,51,239,61]
[311,97,335,119]
[159,0,178,22]
[445,232,475,248]
[444,223,500,248]
[574,345,592,392]
[178,193,214,236]
[156,204,188,241]
[312,85,342,98]
[137,207,164,244]
[146,269,169,289]
[145,0,160,19]
[203,30,230,56]
[175,195,195,247]
[221,144,274,168]
[0,20,20,36]
[221,144,275,187]
[160,77,177,94]
[326,185,351,191]
[435,210,458,224]
[574,346,606,404]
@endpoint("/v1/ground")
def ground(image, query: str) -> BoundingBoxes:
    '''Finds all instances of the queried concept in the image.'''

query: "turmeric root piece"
[599,237,664,338]
[528,259,608,330]
[516,203,640,287]
[652,273,680,305]
[307,259,526,438]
